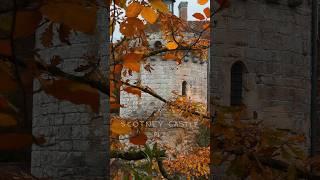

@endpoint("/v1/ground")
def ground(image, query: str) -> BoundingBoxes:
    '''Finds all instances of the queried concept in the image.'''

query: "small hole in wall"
[253,111,258,120]
[182,81,187,96]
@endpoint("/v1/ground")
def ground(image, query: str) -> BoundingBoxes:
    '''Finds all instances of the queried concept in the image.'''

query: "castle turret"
[178,1,188,21]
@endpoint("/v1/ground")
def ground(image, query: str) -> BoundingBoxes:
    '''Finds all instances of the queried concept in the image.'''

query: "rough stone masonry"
[31,6,108,180]
[210,0,311,178]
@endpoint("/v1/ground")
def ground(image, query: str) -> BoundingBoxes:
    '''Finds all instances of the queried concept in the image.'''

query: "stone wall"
[210,1,311,178]
[31,7,108,179]
[211,0,311,132]
[120,57,207,118]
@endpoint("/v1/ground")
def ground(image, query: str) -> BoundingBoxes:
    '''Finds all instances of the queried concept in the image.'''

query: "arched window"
[230,62,246,106]
[182,81,187,96]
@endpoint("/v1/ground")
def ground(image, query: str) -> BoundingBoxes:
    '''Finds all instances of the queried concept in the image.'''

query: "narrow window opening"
[231,62,245,106]
[182,81,187,96]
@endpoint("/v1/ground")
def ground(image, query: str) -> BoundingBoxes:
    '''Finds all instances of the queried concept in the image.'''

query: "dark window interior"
[231,62,244,106]
[182,81,187,96]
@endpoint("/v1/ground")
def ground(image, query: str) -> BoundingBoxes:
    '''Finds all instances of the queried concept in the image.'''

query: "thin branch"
[156,157,174,180]
[110,150,165,161]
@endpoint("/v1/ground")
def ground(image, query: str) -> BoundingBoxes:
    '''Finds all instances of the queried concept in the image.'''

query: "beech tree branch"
[156,157,174,180]
[110,150,165,161]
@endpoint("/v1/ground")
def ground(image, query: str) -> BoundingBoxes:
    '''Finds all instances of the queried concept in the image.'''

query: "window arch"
[182,81,187,96]
[230,61,246,106]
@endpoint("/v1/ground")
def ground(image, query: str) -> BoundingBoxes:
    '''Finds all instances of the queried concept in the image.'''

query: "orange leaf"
[113,64,123,74]
[0,40,11,56]
[110,103,123,110]
[40,78,100,113]
[123,87,141,97]
[203,23,210,30]
[166,41,178,50]
[198,0,209,5]
[0,113,17,127]
[120,17,145,37]
[163,53,176,60]
[149,0,169,13]
[126,2,143,17]
[0,61,17,92]
[203,7,210,18]
[40,2,97,33]
[111,118,131,135]
[0,133,33,150]
[130,133,147,145]
[141,7,159,24]
[14,10,41,38]
[123,53,142,72]
[193,13,205,20]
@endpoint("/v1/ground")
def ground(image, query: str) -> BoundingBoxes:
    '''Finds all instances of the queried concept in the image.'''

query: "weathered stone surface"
[210,0,312,178]
[120,59,207,118]
[31,7,108,180]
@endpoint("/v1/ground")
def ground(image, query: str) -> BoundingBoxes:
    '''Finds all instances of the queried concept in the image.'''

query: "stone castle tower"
[119,0,208,118]
[30,0,320,179]
[211,0,312,146]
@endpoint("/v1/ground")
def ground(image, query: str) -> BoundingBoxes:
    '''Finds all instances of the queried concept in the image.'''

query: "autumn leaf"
[123,87,141,97]
[113,64,123,74]
[0,113,17,127]
[110,103,123,110]
[40,78,100,113]
[166,41,178,50]
[203,23,210,30]
[122,53,142,72]
[40,2,97,33]
[0,133,33,150]
[14,10,42,38]
[113,0,126,8]
[0,39,11,56]
[163,53,176,60]
[149,0,169,13]
[111,118,131,135]
[193,13,205,20]
[130,133,147,145]
[41,23,53,47]
[198,0,209,5]
[120,17,145,37]
[0,61,17,92]
[203,7,210,18]
[141,7,159,24]
[126,2,143,17]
